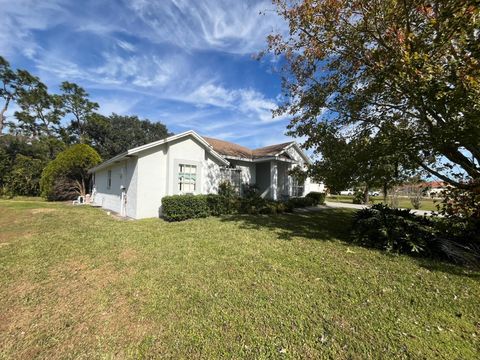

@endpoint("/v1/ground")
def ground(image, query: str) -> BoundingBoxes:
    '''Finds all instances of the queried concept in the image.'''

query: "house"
[89,130,324,219]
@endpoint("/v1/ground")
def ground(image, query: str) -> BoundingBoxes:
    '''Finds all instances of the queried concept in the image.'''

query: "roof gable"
[202,136,253,159]
[252,142,294,158]
[202,137,310,163]
[90,131,229,173]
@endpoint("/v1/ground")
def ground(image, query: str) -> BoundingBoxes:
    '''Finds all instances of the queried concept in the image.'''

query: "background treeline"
[0,56,170,197]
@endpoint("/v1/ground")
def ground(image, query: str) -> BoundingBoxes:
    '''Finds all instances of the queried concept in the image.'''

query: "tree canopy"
[267,0,480,192]
[40,144,101,200]
[0,54,171,199]
[85,113,171,159]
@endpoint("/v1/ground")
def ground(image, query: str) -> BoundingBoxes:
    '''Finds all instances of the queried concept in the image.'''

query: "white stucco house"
[89,130,324,219]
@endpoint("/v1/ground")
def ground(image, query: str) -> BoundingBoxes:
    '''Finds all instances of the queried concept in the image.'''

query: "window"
[107,170,112,190]
[292,178,304,197]
[178,164,197,193]
[220,167,242,195]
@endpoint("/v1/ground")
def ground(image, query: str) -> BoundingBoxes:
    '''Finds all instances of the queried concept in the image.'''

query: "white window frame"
[178,164,197,194]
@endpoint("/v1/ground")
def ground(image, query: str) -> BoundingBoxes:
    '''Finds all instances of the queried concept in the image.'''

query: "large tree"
[85,113,171,159]
[310,127,412,200]
[60,82,99,143]
[266,0,480,192]
[0,56,42,135]
[14,82,64,137]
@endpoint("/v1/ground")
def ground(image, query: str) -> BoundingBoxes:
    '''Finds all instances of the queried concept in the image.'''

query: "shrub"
[3,155,45,196]
[287,196,315,209]
[352,190,364,204]
[352,204,433,254]
[206,194,238,216]
[218,181,237,198]
[162,193,318,221]
[410,195,422,209]
[162,194,210,221]
[242,184,260,198]
[351,203,480,266]
[305,191,326,205]
[40,144,101,200]
[239,195,266,215]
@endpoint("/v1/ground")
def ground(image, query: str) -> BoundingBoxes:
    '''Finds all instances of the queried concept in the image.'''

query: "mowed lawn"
[0,200,479,359]
[327,195,439,211]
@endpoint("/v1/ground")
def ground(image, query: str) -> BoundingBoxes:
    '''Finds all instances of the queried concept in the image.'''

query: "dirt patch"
[119,248,139,263]
[30,208,56,214]
[1,259,155,359]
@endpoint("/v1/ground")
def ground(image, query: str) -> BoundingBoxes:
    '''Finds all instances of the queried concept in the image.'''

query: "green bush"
[352,204,433,254]
[352,190,364,204]
[3,155,46,196]
[287,196,315,209]
[40,144,101,200]
[218,181,237,198]
[162,195,210,221]
[206,194,238,216]
[305,191,326,205]
[351,204,480,266]
[162,193,319,222]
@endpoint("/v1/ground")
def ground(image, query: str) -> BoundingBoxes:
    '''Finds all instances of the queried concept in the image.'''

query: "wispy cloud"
[126,0,285,54]
[0,0,298,149]
[0,0,66,58]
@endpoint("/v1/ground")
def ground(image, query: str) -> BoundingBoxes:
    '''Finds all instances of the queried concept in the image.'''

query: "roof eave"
[89,130,229,173]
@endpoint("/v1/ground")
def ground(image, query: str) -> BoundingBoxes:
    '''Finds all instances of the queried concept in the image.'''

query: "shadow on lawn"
[416,259,480,279]
[221,208,354,242]
[221,208,480,278]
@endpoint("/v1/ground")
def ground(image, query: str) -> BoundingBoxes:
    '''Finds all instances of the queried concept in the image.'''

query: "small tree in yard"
[40,144,101,200]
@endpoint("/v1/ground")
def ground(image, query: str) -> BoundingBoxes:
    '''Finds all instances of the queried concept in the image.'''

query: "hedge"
[305,191,326,205]
[286,196,315,208]
[161,193,325,222]
[161,195,210,221]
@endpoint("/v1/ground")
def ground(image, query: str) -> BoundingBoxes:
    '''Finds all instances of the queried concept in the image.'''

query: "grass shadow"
[415,259,480,279]
[220,208,354,242]
[220,208,480,279]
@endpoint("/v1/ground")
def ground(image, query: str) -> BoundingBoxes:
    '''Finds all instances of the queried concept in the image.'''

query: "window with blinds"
[178,164,197,193]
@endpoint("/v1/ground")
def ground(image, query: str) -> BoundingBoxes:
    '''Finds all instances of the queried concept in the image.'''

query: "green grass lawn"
[327,195,439,211]
[0,199,478,359]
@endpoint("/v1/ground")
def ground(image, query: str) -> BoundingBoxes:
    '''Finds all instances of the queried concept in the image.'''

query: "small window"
[178,164,197,193]
[107,170,112,190]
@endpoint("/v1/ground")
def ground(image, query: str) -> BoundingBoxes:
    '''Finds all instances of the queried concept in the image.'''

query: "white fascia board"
[88,152,130,173]
[252,156,297,164]
[129,130,229,165]
[224,155,254,162]
[89,130,229,173]
[277,142,312,165]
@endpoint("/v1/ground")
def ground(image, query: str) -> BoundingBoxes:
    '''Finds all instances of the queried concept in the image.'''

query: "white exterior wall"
[305,178,325,194]
[134,135,224,219]
[135,144,168,219]
[93,157,138,218]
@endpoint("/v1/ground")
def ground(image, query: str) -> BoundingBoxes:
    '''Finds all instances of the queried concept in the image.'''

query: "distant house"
[88,130,324,219]
[423,181,449,197]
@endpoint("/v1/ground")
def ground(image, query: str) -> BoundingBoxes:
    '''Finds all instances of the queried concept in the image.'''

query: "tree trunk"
[364,184,369,204]
[0,97,11,135]
[383,182,388,203]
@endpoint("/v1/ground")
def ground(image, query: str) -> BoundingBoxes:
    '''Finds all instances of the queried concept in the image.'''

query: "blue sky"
[0,0,296,149]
